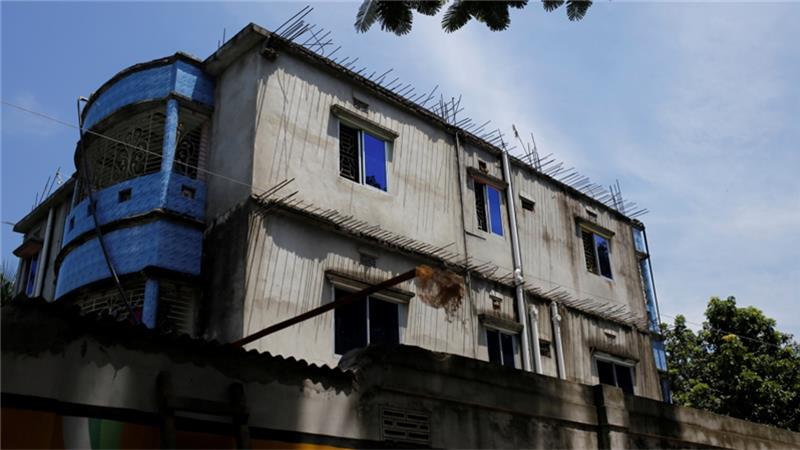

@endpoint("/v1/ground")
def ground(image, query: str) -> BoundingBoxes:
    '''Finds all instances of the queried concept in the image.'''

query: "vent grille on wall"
[381,407,431,446]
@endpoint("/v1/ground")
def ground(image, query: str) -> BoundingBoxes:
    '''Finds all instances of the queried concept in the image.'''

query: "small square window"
[521,197,535,212]
[487,329,516,368]
[118,188,132,203]
[581,229,612,279]
[474,182,503,236]
[181,185,196,199]
[339,124,388,192]
[353,97,369,112]
[539,339,552,357]
[359,253,377,268]
[478,161,488,173]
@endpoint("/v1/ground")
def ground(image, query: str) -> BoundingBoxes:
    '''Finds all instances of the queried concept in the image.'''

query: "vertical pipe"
[500,149,532,372]
[454,132,478,357]
[142,278,160,329]
[551,301,566,379]
[33,207,55,298]
[528,304,543,374]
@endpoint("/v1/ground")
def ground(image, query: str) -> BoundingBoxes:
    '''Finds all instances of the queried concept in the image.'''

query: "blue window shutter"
[486,186,503,236]
[362,132,387,191]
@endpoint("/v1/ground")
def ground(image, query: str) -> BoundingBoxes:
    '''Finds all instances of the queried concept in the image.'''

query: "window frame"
[485,327,518,368]
[473,179,504,237]
[593,353,636,394]
[22,252,40,297]
[331,286,406,357]
[580,227,613,279]
[337,119,390,193]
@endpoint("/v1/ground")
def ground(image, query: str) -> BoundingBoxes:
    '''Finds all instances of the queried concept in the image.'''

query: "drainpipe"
[500,149,532,372]
[454,132,477,356]
[528,304,543,374]
[33,207,54,298]
[551,301,566,379]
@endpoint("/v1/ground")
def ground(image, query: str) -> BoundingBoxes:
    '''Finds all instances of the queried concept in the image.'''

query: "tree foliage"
[1,264,15,307]
[662,296,800,431]
[355,0,592,36]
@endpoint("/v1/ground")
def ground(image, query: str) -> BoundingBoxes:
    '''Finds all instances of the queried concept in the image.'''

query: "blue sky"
[2,2,799,337]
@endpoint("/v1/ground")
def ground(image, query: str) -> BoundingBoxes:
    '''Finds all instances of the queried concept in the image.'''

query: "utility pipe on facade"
[500,149,533,373]
[551,301,566,379]
[32,207,54,298]
[528,304,543,373]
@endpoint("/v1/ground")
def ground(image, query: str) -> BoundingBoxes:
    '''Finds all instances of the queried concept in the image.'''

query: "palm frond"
[409,0,445,16]
[355,0,382,33]
[566,0,591,21]
[442,0,472,33]
[542,0,565,12]
[379,1,415,35]
[474,2,512,32]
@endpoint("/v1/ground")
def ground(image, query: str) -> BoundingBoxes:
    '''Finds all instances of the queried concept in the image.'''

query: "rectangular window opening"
[486,329,516,368]
[334,288,399,355]
[339,124,388,192]
[24,254,39,297]
[581,229,612,279]
[596,358,635,395]
[474,182,503,236]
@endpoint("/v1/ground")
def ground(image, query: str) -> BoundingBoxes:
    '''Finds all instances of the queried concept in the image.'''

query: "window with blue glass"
[339,123,388,191]
[474,181,504,236]
[23,253,39,297]
[581,228,613,279]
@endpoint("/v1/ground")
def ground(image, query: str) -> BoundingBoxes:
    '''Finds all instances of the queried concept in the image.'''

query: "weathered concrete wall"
[208,39,660,398]
[245,47,466,256]
[238,207,479,367]
[205,48,259,219]
[4,306,798,450]
[511,166,647,320]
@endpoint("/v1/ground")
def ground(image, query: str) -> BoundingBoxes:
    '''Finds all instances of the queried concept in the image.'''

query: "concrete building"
[11,23,668,401]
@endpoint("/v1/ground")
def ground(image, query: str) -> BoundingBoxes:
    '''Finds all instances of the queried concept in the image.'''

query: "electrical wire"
[2,100,271,195]
[76,97,139,324]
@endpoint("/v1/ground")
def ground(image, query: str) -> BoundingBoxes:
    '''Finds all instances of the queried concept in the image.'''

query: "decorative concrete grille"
[339,124,359,182]
[158,280,197,335]
[174,111,209,180]
[74,283,146,319]
[79,109,166,200]
[381,407,431,445]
